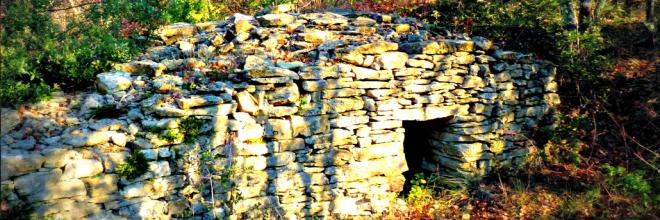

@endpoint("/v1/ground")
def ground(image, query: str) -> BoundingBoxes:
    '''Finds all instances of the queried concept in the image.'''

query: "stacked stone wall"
[0,5,559,219]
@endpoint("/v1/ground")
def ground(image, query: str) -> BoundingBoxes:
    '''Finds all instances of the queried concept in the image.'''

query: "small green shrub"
[618,172,652,195]
[405,173,433,207]
[161,129,185,142]
[144,125,184,142]
[602,164,654,204]
[117,151,149,179]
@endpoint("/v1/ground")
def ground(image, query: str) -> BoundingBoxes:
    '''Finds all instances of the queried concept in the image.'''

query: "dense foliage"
[0,0,227,105]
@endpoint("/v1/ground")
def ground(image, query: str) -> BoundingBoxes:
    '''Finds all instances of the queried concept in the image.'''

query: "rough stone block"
[264,119,293,140]
[369,120,402,130]
[62,159,104,179]
[1,151,45,180]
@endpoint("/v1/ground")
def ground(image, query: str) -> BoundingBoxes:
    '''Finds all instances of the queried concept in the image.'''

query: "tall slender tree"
[562,0,579,30]
[646,0,654,22]
[579,0,595,30]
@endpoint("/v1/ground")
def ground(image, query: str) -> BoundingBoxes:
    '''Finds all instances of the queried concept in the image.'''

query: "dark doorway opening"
[401,117,450,193]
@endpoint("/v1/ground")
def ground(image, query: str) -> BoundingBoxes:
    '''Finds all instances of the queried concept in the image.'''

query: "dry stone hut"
[1,4,559,219]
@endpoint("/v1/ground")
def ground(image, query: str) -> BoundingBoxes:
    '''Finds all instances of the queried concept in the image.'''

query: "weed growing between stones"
[177,134,245,219]
[144,117,205,143]
[214,164,241,217]
[162,129,185,143]
[179,117,204,143]
[116,150,149,180]
[142,90,154,99]
[144,125,184,142]
[298,94,312,109]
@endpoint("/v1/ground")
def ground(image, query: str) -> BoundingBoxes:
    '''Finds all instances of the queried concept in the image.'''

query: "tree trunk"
[562,0,579,31]
[647,0,655,22]
[579,0,594,31]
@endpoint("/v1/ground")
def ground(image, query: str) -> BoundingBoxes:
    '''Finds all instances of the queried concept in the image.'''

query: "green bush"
[0,0,145,105]
[160,0,224,23]
[0,44,52,104]
[0,0,56,104]
[555,27,612,82]
[602,164,653,198]
[0,0,228,107]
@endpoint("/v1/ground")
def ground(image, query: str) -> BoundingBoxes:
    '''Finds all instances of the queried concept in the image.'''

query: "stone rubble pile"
[0,4,559,219]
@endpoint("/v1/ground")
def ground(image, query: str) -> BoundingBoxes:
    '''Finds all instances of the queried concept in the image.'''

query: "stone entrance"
[402,118,450,183]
